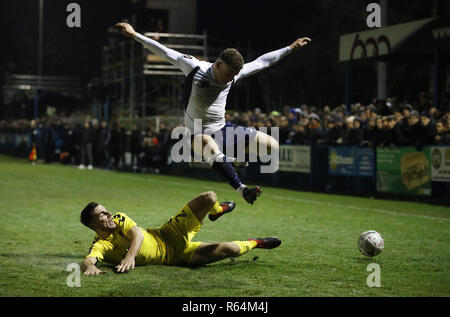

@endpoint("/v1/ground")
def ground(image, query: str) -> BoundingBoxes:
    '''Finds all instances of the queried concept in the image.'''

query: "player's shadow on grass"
[97,263,138,274]
[93,258,267,273]
[43,252,86,258]
[351,257,381,263]
[189,257,271,270]
[0,252,84,259]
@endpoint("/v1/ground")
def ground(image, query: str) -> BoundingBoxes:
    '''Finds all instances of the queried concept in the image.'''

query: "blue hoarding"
[328,146,375,177]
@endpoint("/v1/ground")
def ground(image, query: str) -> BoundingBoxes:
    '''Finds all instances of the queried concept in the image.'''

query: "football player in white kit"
[116,22,311,205]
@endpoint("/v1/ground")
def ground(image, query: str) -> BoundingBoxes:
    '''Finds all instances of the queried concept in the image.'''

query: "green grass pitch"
[0,154,449,297]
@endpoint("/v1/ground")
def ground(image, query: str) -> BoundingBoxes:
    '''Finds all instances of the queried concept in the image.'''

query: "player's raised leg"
[246,129,279,158]
[187,190,280,266]
[245,129,280,175]
[187,191,235,222]
[192,134,260,205]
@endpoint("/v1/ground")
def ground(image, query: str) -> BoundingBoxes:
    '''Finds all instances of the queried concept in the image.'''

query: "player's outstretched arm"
[115,225,144,273]
[81,257,106,275]
[115,22,195,76]
[115,22,179,64]
[235,37,311,82]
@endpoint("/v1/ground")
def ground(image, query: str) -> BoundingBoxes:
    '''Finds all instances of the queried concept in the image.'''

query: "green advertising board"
[377,147,431,196]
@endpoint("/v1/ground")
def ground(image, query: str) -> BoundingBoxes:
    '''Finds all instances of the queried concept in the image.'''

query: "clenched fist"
[115,22,137,38]
[289,37,312,51]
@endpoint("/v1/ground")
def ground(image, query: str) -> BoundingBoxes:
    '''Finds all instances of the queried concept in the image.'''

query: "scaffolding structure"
[101,30,208,126]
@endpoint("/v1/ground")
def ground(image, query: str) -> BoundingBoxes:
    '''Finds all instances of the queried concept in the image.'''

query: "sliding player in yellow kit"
[80,191,281,275]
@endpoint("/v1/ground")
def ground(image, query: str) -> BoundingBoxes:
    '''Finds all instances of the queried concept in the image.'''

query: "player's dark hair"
[80,202,99,227]
[218,48,244,71]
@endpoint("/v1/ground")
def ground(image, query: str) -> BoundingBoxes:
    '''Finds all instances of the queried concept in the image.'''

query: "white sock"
[225,156,237,163]
[205,152,226,166]
[237,184,246,196]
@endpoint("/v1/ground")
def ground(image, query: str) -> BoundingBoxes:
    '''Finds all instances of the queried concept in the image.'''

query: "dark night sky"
[0,0,441,108]
[1,0,317,78]
[0,1,384,75]
[1,0,131,81]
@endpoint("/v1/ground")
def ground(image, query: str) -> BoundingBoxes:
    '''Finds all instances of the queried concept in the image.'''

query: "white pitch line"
[262,193,450,222]
[200,182,449,222]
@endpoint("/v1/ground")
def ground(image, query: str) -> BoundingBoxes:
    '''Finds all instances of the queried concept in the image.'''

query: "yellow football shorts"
[157,204,203,266]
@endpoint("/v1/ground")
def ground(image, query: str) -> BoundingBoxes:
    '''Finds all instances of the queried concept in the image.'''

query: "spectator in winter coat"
[95,121,111,169]
[322,117,342,146]
[435,120,450,145]
[420,113,437,146]
[130,124,143,171]
[407,111,424,150]
[306,114,323,145]
[109,122,126,170]
[79,121,95,169]
[344,117,364,146]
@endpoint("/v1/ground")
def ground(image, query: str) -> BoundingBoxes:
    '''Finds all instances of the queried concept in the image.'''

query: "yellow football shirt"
[85,212,167,265]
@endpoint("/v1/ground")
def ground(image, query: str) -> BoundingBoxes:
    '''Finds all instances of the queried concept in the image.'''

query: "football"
[358,230,384,257]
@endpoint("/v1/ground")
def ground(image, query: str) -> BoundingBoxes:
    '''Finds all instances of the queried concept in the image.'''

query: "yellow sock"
[233,240,258,256]
[209,201,222,215]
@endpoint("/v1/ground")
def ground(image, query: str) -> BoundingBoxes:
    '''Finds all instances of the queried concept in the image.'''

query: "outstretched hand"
[83,265,106,276]
[115,255,135,273]
[289,37,312,51]
[115,22,137,38]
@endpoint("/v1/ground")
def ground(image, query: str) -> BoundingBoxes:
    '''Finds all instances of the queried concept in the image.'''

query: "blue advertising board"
[328,146,375,177]
[354,147,375,177]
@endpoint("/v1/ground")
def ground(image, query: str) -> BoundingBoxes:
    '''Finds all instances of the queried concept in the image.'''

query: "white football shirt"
[135,33,292,134]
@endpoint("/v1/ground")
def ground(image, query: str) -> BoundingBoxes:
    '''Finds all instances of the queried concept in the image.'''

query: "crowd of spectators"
[0,115,170,172]
[226,100,450,149]
[1,98,449,171]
